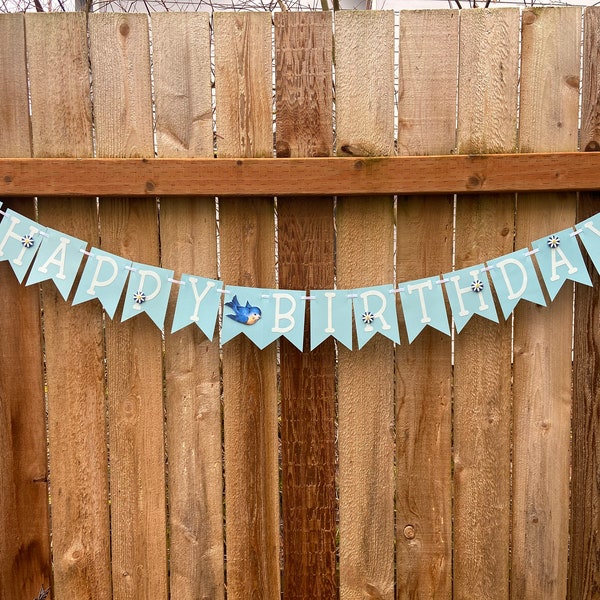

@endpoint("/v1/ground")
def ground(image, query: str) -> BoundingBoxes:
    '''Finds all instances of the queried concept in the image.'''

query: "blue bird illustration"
[225,295,262,325]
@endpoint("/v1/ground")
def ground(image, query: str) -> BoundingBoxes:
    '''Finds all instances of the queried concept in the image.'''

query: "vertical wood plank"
[214,13,280,600]
[26,13,112,600]
[395,10,457,599]
[397,10,459,157]
[0,14,51,600]
[275,12,337,599]
[335,11,395,600]
[513,7,581,600]
[569,7,600,598]
[89,13,168,600]
[453,9,520,600]
[151,13,224,600]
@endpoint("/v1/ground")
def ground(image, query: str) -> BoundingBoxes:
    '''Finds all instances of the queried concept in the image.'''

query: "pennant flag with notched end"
[26,228,87,300]
[531,227,592,301]
[220,285,306,350]
[399,276,450,343]
[121,262,174,329]
[309,289,353,350]
[0,208,46,282]
[351,284,400,349]
[576,213,600,276]
[444,264,498,333]
[171,274,221,339]
[72,248,132,319]
[487,249,546,319]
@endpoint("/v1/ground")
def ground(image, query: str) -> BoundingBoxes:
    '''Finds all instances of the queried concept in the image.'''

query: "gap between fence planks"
[2,152,600,196]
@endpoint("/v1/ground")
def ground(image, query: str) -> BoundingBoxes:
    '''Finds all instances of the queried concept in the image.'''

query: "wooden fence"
[1,7,599,600]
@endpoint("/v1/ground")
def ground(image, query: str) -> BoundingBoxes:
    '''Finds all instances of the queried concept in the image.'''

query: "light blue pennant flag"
[171,274,221,339]
[399,276,450,343]
[26,228,87,300]
[72,248,132,319]
[0,208,46,282]
[220,286,306,350]
[351,284,400,349]
[121,262,174,329]
[576,213,600,275]
[487,249,546,319]
[531,227,592,301]
[309,289,353,350]
[444,264,498,333]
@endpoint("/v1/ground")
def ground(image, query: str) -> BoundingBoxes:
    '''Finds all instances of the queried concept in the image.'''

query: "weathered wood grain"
[26,13,112,600]
[513,7,581,599]
[453,9,519,600]
[335,11,395,600]
[89,13,168,600]
[398,10,459,156]
[569,7,600,599]
[0,15,31,158]
[395,10,457,599]
[275,11,338,599]
[214,13,280,600]
[151,13,225,600]
[5,153,600,197]
[0,15,50,600]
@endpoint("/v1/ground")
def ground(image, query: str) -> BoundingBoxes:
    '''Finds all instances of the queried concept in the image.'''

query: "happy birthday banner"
[1,200,599,351]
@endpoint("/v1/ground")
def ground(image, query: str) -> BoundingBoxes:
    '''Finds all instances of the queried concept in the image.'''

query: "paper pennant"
[220,286,306,350]
[121,262,174,329]
[72,248,132,319]
[576,214,600,276]
[171,274,221,339]
[399,276,450,343]
[0,208,46,282]
[531,227,592,301]
[487,249,546,319]
[309,289,353,350]
[26,228,87,300]
[444,264,498,333]
[351,285,400,349]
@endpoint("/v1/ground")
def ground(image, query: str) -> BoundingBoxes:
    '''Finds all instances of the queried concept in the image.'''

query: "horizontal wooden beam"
[1,152,600,197]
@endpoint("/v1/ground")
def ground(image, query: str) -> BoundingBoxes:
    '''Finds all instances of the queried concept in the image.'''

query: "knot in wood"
[403,525,416,539]
[585,141,600,152]
[466,174,484,190]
